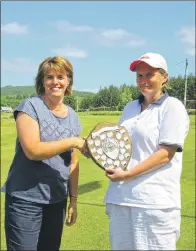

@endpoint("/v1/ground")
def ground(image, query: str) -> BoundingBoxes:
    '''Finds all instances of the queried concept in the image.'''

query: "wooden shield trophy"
[86,122,132,171]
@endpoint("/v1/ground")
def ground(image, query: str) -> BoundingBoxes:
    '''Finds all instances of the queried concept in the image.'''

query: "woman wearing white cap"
[104,53,190,250]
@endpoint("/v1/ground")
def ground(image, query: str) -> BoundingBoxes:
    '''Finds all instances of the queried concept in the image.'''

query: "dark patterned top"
[2,96,82,204]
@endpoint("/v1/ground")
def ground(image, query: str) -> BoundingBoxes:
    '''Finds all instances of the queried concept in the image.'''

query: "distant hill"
[1,85,93,97]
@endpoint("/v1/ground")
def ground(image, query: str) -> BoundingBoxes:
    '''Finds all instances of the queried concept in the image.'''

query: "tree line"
[76,74,195,111]
[1,74,195,111]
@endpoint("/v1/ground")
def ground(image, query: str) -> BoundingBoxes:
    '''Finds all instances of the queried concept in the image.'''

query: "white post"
[184,58,188,108]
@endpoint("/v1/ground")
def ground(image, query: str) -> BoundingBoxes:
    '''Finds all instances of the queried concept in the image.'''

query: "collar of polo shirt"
[153,93,169,105]
[139,93,169,105]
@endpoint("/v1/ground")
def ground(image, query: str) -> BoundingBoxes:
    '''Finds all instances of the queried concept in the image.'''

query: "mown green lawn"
[1,114,195,250]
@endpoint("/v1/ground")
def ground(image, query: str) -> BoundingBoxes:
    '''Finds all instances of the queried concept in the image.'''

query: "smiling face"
[35,56,73,97]
[135,62,168,99]
[43,69,69,98]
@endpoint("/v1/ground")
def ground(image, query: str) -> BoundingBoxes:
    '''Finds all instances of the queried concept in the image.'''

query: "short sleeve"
[158,98,190,152]
[14,98,38,122]
[71,113,82,137]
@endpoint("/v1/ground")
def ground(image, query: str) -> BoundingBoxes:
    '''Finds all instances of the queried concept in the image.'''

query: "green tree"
[118,86,133,110]
[63,96,76,110]
[92,93,103,108]
[167,74,196,102]
[80,95,95,110]
[95,85,120,108]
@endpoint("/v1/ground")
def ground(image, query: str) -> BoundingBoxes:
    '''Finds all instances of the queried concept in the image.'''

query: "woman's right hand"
[16,112,92,160]
[75,137,86,150]
[75,137,91,158]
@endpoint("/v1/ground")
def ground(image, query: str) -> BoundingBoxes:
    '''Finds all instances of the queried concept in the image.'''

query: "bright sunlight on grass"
[1,114,195,250]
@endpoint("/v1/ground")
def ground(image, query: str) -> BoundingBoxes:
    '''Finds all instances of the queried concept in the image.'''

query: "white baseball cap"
[129,52,168,72]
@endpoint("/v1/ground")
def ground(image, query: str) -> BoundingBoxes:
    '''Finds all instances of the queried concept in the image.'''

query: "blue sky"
[1,1,195,93]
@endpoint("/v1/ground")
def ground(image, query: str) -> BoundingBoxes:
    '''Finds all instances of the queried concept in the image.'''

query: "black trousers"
[5,193,67,251]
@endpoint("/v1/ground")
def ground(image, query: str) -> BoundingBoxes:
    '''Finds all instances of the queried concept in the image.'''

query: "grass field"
[1,114,195,250]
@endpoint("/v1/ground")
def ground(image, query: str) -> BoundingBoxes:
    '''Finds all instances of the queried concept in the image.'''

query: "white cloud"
[101,29,128,40]
[74,88,99,93]
[179,26,195,56]
[2,58,37,73]
[54,21,145,48]
[186,48,195,57]
[99,28,145,47]
[56,21,93,32]
[1,22,28,35]
[52,46,88,58]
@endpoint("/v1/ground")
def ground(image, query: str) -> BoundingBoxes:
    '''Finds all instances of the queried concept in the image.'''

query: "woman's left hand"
[66,201,77,226]
[105,168,129,182]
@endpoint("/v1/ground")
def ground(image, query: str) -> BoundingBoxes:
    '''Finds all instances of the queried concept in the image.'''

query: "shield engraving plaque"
[86,122,132,171]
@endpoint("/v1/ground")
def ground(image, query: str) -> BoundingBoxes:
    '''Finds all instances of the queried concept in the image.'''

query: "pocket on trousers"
[6,194,42,233]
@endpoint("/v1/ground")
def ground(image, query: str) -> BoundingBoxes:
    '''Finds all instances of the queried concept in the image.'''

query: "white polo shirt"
[104,94,190,209]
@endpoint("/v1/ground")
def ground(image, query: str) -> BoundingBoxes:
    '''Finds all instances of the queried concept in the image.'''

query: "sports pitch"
[1,114,195,250]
